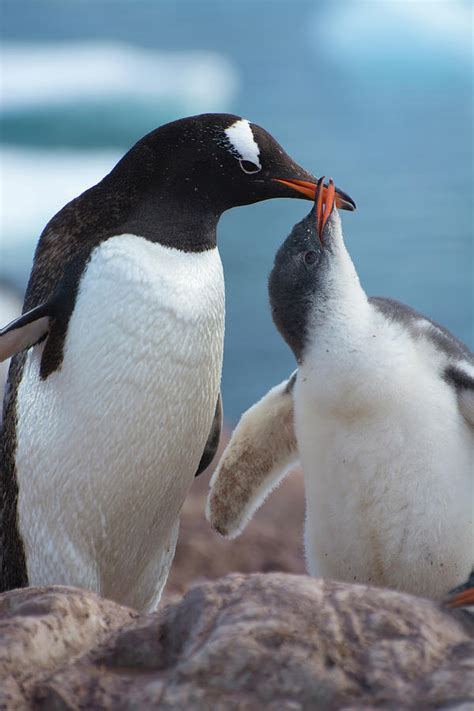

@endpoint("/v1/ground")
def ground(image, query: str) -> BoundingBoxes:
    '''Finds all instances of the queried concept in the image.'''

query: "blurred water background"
[1,0,472,422]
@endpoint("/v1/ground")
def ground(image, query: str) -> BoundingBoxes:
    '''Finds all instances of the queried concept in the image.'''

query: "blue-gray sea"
[1,0,472,422]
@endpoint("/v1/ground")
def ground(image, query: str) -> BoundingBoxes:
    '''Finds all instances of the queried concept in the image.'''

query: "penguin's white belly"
[16,234,225,611]
[295,365,473,599]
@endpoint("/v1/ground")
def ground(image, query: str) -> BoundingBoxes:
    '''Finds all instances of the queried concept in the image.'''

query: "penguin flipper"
[195,393,223,476]
[206,371,299,539]
[0,303,52,362]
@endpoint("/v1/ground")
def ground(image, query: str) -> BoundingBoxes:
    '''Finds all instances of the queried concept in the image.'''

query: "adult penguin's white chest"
[15,234,225,610]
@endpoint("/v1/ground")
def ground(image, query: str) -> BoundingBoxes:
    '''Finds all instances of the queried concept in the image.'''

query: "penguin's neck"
[309,235,370,351]
[121,192,220,252]
[300,234,391,415]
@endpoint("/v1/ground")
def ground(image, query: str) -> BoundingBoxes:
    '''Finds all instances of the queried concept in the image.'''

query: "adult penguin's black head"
[110,113,356,216]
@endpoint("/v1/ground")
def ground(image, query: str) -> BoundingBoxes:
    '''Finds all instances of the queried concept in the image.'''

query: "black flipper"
[195,393,222,477]
[0,252,89,379]
[0,303,53,362]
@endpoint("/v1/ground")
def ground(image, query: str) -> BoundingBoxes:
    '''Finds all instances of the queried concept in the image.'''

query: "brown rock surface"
[0,585,138,709]
[1,574,472,710]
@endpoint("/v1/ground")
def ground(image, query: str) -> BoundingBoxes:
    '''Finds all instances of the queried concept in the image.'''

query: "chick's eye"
[239,159,261,175]
[304,250,317,265]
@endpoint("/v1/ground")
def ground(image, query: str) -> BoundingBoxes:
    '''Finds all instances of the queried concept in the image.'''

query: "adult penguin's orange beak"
[273,178,356,211]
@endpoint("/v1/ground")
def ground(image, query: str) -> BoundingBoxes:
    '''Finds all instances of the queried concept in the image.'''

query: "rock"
[1,574,472,709]
[0,585,138,709]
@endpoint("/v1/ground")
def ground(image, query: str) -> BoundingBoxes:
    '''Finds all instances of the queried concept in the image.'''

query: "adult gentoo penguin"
[207,178,473,599]
[0,114,355,611]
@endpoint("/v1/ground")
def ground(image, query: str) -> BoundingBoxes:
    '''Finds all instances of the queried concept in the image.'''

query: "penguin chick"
[207,179,473,599]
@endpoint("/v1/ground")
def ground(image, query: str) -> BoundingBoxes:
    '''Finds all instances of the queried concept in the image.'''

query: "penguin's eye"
[239,159,261,175]
[304,250,318,266]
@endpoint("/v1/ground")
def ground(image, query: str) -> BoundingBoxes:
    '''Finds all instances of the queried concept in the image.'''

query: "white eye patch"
[224,119,261,170]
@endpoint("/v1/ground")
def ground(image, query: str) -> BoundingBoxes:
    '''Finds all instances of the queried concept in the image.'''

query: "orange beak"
[273,178,356,211]
[315,176,336,244]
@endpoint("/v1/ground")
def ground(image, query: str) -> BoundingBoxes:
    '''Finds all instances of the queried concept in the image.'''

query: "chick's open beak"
[315,176,336,244]
[273,178,356,211]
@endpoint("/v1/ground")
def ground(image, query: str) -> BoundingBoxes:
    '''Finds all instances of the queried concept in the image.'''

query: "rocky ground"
[1,574,472,709]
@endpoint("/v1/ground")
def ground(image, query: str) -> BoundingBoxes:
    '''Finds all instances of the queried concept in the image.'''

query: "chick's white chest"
[294,313,473,598]
[16,235,225,609]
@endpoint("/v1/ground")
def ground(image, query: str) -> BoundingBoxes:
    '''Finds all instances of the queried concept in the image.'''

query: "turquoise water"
[1,0,472,421]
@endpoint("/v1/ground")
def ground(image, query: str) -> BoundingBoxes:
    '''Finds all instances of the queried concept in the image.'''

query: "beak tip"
[337,196,357,212]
